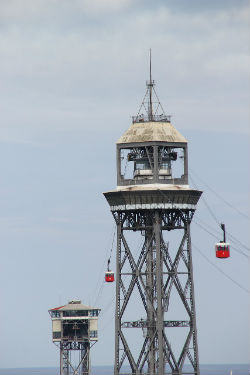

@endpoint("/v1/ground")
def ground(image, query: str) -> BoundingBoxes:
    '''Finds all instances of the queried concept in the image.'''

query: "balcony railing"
[132,114,171,123]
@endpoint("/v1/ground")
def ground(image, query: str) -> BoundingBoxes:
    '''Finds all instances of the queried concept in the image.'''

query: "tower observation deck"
[104,56,202,375]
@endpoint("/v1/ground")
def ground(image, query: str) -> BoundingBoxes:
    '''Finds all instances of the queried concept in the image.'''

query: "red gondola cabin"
[215,223,230,259]
[105,271,115,282]
[215,242,230,258]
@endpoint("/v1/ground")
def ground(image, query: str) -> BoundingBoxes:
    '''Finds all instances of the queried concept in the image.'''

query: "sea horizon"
[0,363,249,375]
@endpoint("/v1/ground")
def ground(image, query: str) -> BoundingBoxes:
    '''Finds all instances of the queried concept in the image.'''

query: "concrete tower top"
[117,121,187,145]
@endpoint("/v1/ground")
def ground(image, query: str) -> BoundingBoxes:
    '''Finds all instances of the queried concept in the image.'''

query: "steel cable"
[193,243,250,294]
[190,174,250,252]
[93,223,116,307]
[190,168,250,221]
[192,219,249,259]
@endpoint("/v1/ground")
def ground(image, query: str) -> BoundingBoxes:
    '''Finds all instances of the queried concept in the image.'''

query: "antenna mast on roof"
[133,50,171,123]
[148,48,153,121]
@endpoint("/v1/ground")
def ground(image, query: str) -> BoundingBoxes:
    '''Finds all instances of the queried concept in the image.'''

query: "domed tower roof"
[117,50,187,146]
[117,121,187,144]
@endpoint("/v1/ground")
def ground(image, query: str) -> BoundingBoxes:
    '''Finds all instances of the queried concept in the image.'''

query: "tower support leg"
[146,226,155,375]
[186,224,200,375]
[59,342,91,375]
[60,344,69,375]
[155,211,164,375]
[115,217,122,375]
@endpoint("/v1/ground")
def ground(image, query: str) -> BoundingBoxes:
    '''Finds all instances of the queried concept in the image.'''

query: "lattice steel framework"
[111,208,200,375]
[59,341,92,375]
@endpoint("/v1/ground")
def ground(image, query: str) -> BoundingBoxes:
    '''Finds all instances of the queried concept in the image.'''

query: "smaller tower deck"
[49,300,100,375]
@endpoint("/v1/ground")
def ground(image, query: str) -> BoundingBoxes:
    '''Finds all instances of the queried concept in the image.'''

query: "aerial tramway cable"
[98,228,144,320]
[157,188,249,293]
[192,218,249,259]
[227,232,250,253]
[99,235,145,330]
[193,243,250,294]
[192,210,250,255]
[189,174,250,253]
[93,224,116,306]
[105,227,115,282]
[189,168,250,221]
[195,215,250,253]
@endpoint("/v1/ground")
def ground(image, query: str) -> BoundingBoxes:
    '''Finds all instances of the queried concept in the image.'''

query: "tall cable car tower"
[104,54,202,375]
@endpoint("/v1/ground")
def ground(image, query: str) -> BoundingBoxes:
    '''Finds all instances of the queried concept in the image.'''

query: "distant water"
[0,364,249,375]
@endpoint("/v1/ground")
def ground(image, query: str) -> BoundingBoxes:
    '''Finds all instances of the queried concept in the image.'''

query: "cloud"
[0,0,248,147]
[0,2,248,368]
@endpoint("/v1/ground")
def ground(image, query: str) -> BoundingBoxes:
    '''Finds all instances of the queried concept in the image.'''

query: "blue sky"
[0,0,249,369]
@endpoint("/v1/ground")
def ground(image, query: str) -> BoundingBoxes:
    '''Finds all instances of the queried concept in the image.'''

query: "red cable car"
[215,243,230,258]
[105,271,115,282]
[105,258,115,282]
[215,223,230,259]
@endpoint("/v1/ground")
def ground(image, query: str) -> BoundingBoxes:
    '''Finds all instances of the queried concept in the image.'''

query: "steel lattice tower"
[104,60,202,375]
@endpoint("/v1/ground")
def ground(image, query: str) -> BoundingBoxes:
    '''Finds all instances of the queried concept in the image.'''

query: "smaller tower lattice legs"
[59,342,91,375]
[60,343,69,375]
[81,343,90,375]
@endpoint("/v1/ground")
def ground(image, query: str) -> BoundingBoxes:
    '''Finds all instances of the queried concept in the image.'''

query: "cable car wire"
[194,205,250,253]
[99,302,116,332]
[195,215,222,237]
[196,201,250,253]
[99,235,145,318]
[190,175,220,225]
[190,174,250,253]
[190,169,250,221]
[192,219,249,259]
[158,187,249,257]
[226,232,250,253]
[107,226,116,269]
[194,213,250,255]
[99,295,116,318]
[193,244,250,294]
[93,223,116,306]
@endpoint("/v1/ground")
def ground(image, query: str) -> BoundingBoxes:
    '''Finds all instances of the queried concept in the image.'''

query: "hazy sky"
[0,0,249,369]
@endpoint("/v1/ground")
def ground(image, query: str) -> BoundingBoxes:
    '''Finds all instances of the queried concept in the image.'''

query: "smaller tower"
[49,300,101,375]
